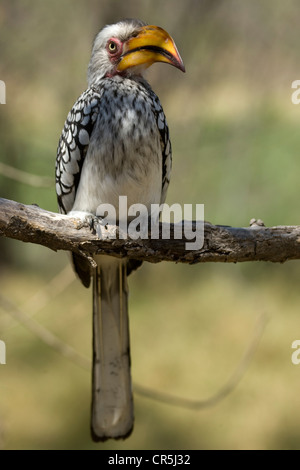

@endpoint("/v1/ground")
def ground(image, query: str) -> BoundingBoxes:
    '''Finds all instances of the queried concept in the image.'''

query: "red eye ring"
[106,38,123,57]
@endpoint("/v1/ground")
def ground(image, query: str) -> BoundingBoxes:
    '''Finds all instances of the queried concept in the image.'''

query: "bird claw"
[86,215,107,238]
[68,211,106,238]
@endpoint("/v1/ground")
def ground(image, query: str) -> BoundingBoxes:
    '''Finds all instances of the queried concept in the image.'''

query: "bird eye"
[106,38,123,61]
[108,41,117,52]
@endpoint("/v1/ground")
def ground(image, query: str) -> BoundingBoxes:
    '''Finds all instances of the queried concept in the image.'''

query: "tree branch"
[0,291,267,410]
[0,163,52,188]
[1,197,300,264]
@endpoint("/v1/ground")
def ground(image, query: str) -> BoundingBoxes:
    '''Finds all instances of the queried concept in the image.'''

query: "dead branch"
[0,163,52,188]
[0,294,90,370]
[0,293,267,410]
[1,197,300,264]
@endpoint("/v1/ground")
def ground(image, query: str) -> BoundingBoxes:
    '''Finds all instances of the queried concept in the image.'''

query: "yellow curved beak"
[117,25,185,73]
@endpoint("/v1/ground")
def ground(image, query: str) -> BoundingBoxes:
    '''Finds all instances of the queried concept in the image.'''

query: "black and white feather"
[56,79,171,216]
[56,88,101,215]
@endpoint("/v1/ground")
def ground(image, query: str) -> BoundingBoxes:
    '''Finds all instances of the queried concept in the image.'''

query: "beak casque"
[117,25,185,73]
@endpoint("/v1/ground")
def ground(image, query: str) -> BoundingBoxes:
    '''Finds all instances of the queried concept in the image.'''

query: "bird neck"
[88,73,149,90]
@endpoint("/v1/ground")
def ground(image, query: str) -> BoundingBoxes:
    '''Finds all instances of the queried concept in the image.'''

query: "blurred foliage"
[1,0,300,450]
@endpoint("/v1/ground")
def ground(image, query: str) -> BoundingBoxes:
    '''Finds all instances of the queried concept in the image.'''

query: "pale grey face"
[87,19,146,85]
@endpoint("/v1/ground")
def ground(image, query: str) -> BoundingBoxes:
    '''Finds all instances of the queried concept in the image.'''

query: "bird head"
[88,19,185,85]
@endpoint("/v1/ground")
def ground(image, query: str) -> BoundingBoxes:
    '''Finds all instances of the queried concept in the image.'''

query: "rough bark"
[1,197,300,265]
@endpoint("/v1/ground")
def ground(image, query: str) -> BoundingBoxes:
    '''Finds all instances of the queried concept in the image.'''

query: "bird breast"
[72,77,163,215]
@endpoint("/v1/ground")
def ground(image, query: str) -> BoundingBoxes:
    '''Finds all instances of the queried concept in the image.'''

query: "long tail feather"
[91,255,133,441]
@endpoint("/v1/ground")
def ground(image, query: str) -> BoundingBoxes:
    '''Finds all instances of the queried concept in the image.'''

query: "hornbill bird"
[55,19,185,441]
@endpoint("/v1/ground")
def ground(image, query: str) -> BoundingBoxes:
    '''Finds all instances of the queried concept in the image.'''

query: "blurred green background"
[1,0,300,450]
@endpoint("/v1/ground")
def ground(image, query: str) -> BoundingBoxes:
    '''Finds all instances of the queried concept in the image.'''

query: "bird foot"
[68,210,106,238]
